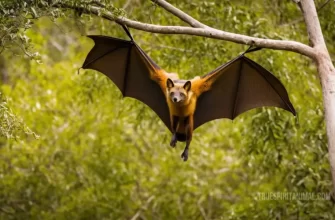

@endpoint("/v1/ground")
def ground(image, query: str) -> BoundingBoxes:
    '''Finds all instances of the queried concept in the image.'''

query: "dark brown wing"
[193,55,296,129]
[82,35,171,130]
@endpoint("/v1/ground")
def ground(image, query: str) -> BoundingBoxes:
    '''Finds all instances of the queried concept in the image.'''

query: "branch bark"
[55,3,316,58]
[299,0,335,193]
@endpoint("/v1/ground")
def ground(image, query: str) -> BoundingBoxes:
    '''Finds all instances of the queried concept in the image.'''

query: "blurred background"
[0,0,335,219]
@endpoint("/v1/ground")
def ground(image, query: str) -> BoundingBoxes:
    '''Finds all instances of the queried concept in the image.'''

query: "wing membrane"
[194,55,296,129]
[82,35,171,130]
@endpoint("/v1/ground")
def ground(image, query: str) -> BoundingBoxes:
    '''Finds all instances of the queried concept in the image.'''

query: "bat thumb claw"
[77,68,82,75]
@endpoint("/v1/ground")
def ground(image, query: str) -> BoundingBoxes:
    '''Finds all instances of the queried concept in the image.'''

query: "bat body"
[82,26,296,161]
[165,77,199,160]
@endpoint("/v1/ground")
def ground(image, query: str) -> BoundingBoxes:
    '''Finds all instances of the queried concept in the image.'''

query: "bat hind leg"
[170,134,177,147]
[170,115,182,148]
[170,133,186,147]
[181,116,193,162]
[181,140,190,161]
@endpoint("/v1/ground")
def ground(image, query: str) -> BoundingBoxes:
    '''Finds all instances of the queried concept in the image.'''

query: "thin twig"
[152,0,209,28]
[122,0,133,10]
[130,196,155,220]
[281,0,332,27]
[317,0,331,11]
[197,199,208,220]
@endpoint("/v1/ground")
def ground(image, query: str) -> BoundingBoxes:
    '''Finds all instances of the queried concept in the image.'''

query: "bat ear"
[183,81,191,91]
[167,78,174,89]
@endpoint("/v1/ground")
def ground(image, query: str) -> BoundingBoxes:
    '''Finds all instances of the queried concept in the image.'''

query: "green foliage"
[0,0,121,60]
[1,0,335,219]
[0,93,37,141]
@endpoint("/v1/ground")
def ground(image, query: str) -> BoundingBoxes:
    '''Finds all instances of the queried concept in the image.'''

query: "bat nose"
[173,98,178,102]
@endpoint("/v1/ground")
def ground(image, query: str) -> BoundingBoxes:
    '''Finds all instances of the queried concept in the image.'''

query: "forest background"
[1,0,335,219]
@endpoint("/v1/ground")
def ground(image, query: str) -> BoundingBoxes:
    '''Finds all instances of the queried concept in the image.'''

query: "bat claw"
[181,150,188,161]
[170,140,177,147]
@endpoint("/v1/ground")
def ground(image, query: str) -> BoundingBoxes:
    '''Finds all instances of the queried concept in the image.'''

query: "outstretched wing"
[193,54,296,130]
[82,34,171,130]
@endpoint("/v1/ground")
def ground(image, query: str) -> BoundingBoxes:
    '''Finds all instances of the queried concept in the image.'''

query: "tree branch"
[151,0,209,28]
[300,0,335,193]
[118,19,316,58]
[55,3,316,59]
[299,0,328,49]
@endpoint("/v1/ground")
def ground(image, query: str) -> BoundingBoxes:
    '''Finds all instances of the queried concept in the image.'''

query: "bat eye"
[170,92,175,96]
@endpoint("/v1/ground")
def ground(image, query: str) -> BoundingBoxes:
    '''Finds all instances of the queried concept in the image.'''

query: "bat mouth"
[172,99,186,106]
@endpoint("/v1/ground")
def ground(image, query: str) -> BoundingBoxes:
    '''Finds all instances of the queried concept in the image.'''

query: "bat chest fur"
[167,97,197,117]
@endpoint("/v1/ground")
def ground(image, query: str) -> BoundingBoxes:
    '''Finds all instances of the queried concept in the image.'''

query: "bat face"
[166,79,191,105]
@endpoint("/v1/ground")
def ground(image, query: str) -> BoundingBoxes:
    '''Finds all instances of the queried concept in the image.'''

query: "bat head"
[166,78,192,105]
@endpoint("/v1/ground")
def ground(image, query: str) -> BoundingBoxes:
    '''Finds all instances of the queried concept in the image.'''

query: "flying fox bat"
[82,25,296,161]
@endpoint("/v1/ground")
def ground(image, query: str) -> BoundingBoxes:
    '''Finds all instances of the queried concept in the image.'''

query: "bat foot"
[170,140,177,148]
[181,149,188,162]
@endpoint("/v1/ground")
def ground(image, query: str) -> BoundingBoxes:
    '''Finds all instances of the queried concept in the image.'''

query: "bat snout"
[173,98,178,102]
